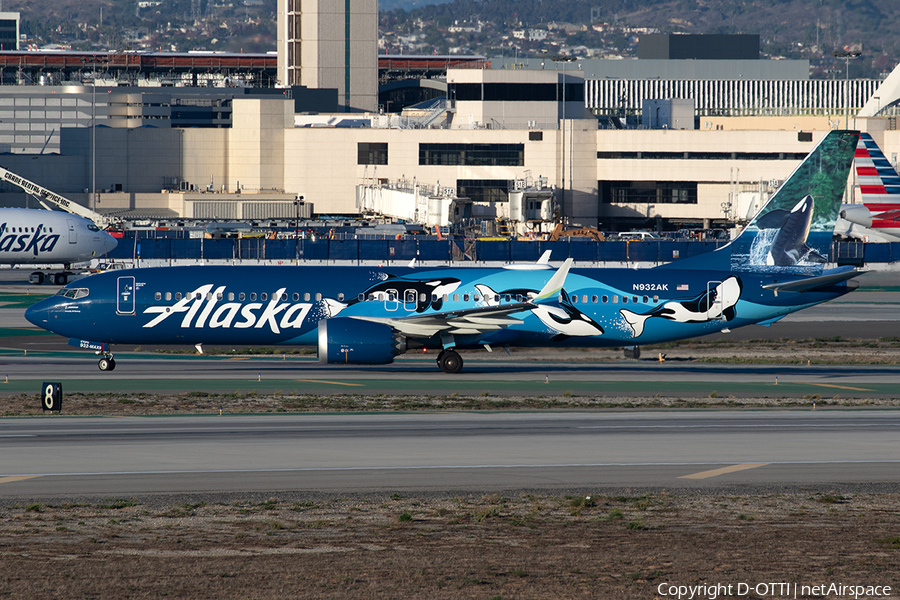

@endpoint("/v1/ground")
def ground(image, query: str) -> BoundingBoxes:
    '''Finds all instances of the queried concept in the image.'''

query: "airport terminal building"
[0,32,899,233]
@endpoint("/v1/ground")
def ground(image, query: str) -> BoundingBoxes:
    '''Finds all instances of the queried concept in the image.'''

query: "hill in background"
[6,0,900,79]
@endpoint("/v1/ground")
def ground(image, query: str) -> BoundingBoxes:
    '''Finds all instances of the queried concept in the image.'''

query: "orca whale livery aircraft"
[26,131,862,373]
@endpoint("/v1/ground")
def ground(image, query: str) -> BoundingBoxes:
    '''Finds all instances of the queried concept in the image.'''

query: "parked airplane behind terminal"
[0,208,117,284]
[26,131,862,372]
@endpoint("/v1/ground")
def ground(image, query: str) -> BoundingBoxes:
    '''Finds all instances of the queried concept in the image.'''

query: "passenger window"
[337,293,344,301]
[358,294,365,302]
[165,292,172,301]
[432,294,438,302]
[206,293,212,301]
[582,295,588,303]
[175,292,182,300]
[250,293,257,301]
[633,296,639,303]
[304,293,310,301]
[420,293,427,303]
[228,292,234,301]
[504,294,511,302]
[217,293,223,301]
[643,295,649,303]
[261,293,268,301]
[571,295,578,304]
[315,293,322,301]
[516,294,523,302]
[623,296,629,303]
[463,294,469,302]
[653,295,659,303]
[154,292,161,301]
[195,293,202,300]
[612,295,618,303]
[293,293,300,301]
[602,295,608,303]
[453,294,459,302]
[239,292,245,301]
[493,295,499,303]
[592,295,598,303]
[368,294,375,301]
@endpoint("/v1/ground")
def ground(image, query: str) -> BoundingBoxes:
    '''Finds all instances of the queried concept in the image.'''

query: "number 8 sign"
[41,382,62,412]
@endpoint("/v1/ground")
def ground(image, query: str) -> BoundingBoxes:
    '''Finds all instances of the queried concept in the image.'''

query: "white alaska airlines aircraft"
[26,131,862,372]
[0,208,117,282]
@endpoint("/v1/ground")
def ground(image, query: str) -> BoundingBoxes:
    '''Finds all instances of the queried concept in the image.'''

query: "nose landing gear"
[97,351,116,371]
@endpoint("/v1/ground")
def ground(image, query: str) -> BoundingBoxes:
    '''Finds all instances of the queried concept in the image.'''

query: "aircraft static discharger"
[26,131,863,372]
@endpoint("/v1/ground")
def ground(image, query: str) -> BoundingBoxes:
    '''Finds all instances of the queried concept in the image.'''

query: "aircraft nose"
[25,300,50,328]
[105,231,118,253]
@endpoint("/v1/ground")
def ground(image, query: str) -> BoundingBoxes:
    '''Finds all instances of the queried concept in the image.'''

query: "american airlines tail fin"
[839,133,900,239]
[660,130,860,274]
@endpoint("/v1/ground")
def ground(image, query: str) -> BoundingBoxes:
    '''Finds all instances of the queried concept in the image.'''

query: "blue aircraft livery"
[26,131,862,373]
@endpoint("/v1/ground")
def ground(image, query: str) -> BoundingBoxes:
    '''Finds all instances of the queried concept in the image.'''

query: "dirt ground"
[2,341,900,598]
[1,492,899,599]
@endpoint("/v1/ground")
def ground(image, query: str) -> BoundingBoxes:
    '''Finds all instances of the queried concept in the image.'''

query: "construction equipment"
[548,223,605,242]
[0,166,116,230]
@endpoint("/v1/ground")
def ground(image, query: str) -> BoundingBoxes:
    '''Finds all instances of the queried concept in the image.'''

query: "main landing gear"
[97,351,116,371]
[436,349,463,374]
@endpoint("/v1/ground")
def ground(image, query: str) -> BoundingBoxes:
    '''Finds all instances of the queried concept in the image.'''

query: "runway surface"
[1,410,898,499]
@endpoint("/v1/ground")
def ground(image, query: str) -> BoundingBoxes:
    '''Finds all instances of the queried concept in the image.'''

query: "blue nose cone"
[25,299,51,329]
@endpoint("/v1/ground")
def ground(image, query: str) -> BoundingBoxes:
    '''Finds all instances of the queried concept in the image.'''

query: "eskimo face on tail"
[620,276,743,337]
[475,284,604,338]
[752,195,827,266]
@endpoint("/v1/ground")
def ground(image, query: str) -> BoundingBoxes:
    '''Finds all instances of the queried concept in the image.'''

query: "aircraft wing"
[349,302,534,337]
[348,258,574,338]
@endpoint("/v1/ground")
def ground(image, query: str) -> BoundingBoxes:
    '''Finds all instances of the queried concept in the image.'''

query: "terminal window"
[419,143,524,166]
[457,179,510,203]
[600,180,698,204]
[358,142,388,165]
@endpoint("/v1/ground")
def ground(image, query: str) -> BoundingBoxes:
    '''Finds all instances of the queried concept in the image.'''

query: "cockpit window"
[55,288,90,299]
[87,224,100,232]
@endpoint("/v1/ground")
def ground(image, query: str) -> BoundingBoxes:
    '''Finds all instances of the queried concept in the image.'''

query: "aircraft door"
[384,288,398,312]
[706,281,723,320]
[404,289,417,311]
[67,219,77,244]
[117,276,136,315]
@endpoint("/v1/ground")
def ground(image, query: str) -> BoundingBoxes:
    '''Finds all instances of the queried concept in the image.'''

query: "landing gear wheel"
[53,272,68,285]
[98,354,116,371]
[437,350,463,374]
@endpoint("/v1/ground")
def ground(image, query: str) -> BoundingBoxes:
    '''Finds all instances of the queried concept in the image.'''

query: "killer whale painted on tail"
[25,131,863,373]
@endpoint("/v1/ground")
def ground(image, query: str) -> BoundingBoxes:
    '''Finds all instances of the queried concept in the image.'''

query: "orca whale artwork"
[26,131,863,373]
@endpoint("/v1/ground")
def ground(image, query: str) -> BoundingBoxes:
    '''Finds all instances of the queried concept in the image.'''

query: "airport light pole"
[832,50,861,129]
[551,55,576,225]
[294,195,304,263]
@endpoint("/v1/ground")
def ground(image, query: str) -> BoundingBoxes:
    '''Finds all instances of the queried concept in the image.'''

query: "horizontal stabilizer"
[762,267,862,294]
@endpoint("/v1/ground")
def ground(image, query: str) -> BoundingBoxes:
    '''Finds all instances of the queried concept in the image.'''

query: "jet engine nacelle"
[317,317,407,365]
[840,204,873,228]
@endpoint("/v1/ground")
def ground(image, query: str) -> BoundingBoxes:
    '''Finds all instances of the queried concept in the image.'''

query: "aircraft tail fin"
[660,130,860,274]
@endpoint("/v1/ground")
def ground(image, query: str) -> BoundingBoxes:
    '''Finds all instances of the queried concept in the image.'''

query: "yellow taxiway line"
[678,463,770,480]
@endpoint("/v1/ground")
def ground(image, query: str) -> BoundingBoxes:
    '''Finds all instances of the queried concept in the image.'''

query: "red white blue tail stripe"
[855,133,900,229]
